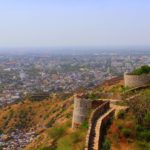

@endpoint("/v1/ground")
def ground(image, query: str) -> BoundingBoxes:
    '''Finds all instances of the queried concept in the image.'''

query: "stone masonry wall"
[98,109,114,149]
[72,97,92,128]
[85,101,110,150]
[124,73,150,88]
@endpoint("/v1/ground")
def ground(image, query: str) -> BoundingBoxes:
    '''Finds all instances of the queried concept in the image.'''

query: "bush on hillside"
[127,89,150,125]
[36,146,56,150]
[117,110,126,119]
[0,130,3,134]
[48,126,66,140]
[57,130,85,150]
[85,92,100,100]
[81,121,89,130]
[136,141,150,150]
[137,130,150,142]
[131,65,150,75]
[46,120,54,128]
[144,112,150,127]
[121,128,132,138]
[101,138,111,150]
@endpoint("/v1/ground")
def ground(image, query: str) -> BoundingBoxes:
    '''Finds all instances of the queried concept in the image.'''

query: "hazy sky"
[0,0,150,48]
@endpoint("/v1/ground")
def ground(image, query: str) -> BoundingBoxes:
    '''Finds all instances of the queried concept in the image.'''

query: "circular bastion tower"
[72,94,92,129]
[124,72,150,88]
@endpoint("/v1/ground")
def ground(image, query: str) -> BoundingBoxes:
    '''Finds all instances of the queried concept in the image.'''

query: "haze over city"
[0,0,150,49]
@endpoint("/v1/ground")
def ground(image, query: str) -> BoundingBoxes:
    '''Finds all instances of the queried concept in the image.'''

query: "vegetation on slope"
[25,118,87,150]
[0,92,88,150]
[0,94,74,136]
[0,77,149,150]
[131,65,150,75]
[107,89,150,150]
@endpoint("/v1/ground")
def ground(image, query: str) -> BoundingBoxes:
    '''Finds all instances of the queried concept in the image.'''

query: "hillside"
[0,78,149,150]
[0,97,73,133]
[0,94,78,150]
[104,87,150,150]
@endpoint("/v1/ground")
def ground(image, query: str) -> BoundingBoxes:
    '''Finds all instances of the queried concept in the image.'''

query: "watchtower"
[72,94,92,128]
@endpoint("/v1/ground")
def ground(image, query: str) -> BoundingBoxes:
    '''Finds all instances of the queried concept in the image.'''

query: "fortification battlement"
[72,95,92,128]
[72,94,103,129]
[124,73,150,88]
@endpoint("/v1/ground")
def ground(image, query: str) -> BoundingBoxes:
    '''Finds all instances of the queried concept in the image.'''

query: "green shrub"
[127,89,150,126]
[3,110,14,128]
[81,121,89,130]
[71,132,81,143]
[57,136,73,150]
[116,121,123,130]
[65,113,71,118]
[36,146,56,150]
[117,124,123,130]
[48,126,65,140]
[131,65,150,75]
[46,120,54,128]
[15,109,30,129]
[0,130,3,135]
[136,141,150,150]
[136,124,144,132]
[117,110,125,119]
[137,130,150,142]
[121,128,132,138]
[57,130,85,150]
[86,92,99,100]
[101,139,111,150]
[144,112,150,127]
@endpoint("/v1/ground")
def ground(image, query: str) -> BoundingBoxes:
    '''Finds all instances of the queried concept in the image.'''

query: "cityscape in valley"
[0,50,150,107]
[0,49,150,150]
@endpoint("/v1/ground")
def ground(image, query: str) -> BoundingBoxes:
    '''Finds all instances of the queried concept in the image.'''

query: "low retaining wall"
[85,101,110,150]
[124,73,150,88]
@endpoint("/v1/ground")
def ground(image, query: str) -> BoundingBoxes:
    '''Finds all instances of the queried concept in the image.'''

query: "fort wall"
[72,95,103,129]
[124,73,150,88]
[98,109,114,149]
[85,101,111,150]
[72,96,92,128]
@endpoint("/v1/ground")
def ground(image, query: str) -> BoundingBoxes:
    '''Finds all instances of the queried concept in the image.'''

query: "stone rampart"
[72,96,92,128]
[72,94,103,129]
[98,109,115,149]
[91,100,104,109]
[85,101,110,150]
[124,73,150,88]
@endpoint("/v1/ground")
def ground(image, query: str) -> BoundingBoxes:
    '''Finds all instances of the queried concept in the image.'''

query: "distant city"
[0,49,150,107]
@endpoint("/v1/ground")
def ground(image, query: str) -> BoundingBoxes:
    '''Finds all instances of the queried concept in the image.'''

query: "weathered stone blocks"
[124,73,150,88]
[72,95,92,128]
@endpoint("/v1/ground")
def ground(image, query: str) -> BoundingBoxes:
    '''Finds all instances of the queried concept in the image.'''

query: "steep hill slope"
[0,97,73,134]
[0,78,149,150]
